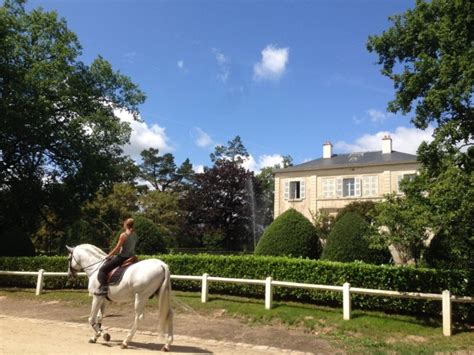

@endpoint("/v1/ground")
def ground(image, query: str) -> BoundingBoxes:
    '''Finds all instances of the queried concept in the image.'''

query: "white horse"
[66,244,173,351]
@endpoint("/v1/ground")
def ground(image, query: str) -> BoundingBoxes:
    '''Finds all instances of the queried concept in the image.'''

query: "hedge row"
[0,254,472,321]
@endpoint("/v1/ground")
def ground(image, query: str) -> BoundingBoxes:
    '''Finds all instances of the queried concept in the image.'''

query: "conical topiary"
[255,209,321,259]
[321,212,389,264]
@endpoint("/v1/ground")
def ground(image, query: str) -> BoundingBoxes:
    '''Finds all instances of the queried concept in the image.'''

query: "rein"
[68,249,106,274]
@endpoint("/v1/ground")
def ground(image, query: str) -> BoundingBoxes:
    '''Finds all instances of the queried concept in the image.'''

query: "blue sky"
[28,0,433,173]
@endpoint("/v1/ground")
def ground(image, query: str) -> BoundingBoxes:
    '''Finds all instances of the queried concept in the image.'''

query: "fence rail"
[1,269,473,337]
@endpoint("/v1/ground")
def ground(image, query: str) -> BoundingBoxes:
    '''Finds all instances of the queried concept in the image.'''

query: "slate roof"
[274,151,418,173]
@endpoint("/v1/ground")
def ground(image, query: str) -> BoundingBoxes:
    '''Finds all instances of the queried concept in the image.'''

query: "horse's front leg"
[88,296,105,343]
[121,294,146,349]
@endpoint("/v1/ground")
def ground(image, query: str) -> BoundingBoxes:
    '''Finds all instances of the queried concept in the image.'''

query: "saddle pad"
[107,257,138,285]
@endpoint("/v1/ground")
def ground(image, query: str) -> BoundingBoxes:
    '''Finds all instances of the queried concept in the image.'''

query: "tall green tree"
[0,1,145,255]
[367,0,474,268]
[140,190,184,248]
[210,135,249,164]
[81,183,140,249]
[139,148,177,191]
[367,0,473,165]
[139,148,194,192]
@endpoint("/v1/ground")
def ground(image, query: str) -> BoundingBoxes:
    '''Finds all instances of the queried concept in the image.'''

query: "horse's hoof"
[103,333,111,342]
[120,342,128,349]
[161,345,170,352]
[89,337,97,344]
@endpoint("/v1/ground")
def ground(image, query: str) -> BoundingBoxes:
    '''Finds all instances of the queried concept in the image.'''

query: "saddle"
[107,256,138,286]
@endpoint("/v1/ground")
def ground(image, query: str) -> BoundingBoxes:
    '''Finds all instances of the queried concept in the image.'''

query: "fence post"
[35,269,44,296]
[343,282,351,320]
[442,290,452,336]
[201,273,209,303]
[265,277,273,310]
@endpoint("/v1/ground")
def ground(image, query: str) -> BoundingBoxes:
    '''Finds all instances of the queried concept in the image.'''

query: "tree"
[175,158,195,191]
[0,1,145,254]
[367,0,473,163]
[180,160,257,251]
[371,188,432,265]
[367,0,474,268]
[210,136,249,164]
[82,183,140,249]
[140,190,184,248]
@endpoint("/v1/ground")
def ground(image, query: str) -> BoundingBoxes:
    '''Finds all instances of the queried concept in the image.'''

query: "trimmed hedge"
[255,209,321,259]
[322,212,390,264]
[0,254,472,321]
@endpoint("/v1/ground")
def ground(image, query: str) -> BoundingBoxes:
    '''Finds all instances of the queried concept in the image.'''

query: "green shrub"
[322,212,390,264]
[255,209,321,259]
[334,201,377,223]
[0,254,472,321]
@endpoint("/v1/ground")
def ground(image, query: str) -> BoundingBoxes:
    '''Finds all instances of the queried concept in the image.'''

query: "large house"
[273,136,420,220]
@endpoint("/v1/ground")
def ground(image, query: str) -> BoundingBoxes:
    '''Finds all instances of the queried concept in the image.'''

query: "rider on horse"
[95,218,137,296]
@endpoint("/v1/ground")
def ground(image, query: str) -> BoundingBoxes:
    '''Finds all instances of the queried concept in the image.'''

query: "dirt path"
[0,295,339,354]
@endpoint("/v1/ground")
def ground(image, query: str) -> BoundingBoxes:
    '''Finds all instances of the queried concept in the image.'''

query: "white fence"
[1,269,473,337]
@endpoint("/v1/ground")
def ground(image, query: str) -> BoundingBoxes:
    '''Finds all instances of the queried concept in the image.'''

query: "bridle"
[68,248,106,276]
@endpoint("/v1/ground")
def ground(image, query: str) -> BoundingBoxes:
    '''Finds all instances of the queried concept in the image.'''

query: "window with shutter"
[300,180,306,199]
[322,178,335,198]
[336,178,343,197]
[355,178,361,196]
[363,176,378,196]
[342,178,355,196]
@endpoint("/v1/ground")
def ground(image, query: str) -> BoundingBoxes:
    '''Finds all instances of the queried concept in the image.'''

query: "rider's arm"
[107,233,128,258]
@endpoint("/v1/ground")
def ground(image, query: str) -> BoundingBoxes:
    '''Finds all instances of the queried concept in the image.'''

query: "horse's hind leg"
[88,296,105,343]
[121,294,146,349]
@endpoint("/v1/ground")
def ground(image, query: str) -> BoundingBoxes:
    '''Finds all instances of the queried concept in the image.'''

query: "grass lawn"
[1,288,473,354]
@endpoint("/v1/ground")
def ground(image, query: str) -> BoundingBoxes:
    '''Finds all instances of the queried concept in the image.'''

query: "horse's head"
[66,245,81,278]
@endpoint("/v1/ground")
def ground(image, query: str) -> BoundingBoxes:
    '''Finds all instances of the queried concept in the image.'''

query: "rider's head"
[124,218,134,230]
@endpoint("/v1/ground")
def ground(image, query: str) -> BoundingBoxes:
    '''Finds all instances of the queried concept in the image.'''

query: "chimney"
[323,141,333,159]
[382,135,392,154]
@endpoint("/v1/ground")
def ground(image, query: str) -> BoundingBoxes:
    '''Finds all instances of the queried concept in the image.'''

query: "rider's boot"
[94,284,109,296]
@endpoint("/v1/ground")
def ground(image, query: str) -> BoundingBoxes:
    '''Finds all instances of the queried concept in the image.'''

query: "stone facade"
[273,137,420,220]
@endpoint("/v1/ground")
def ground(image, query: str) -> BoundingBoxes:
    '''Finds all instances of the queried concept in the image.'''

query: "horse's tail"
[156,263,173,344]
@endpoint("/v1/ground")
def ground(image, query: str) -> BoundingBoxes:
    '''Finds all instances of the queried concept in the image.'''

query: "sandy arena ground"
[0,295,339,354]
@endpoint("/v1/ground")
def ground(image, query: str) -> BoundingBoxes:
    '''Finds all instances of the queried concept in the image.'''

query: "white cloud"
[258,154,284,169]
[242,155,258,172]
[191,127,213,148]
[115,109,173,161]
[367,108,393,123]
[212,48,230,83]
[253,45,289,81]
[334,126,434,155]
[242,154,285,173]
[194,164,205,174]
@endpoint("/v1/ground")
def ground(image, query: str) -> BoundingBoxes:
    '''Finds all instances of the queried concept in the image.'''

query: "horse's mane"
[79,244,107,258]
